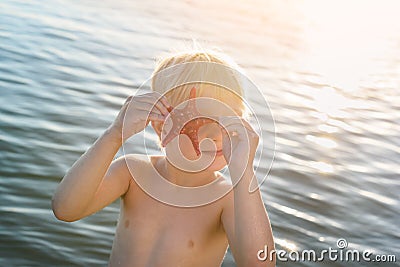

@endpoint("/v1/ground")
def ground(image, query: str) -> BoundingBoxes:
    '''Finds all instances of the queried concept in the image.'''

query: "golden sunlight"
[297,0,399,92]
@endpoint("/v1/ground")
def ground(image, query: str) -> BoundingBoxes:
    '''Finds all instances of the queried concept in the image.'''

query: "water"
[1,0,399,266]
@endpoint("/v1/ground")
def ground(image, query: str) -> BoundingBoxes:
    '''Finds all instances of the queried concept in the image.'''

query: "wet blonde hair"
[151,49,246,116]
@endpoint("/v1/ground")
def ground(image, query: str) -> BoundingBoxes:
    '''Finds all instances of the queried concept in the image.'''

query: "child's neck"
[157,157,218,187]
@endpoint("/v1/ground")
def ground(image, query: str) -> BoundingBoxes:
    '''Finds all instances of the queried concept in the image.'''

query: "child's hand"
[219,116,259,181]
[109,92,171,144]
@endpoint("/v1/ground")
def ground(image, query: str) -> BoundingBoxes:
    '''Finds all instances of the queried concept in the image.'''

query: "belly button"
[188,239,194,248]
[124,219,130,228]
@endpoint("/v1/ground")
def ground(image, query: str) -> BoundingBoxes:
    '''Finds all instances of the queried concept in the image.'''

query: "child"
[52,49,275,267]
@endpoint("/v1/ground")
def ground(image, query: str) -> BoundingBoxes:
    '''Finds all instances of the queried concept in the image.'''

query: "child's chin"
[205,157,227,172]
[182,150,227,171]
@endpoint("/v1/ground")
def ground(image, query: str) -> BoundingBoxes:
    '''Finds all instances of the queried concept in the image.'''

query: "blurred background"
[0,0,399,266]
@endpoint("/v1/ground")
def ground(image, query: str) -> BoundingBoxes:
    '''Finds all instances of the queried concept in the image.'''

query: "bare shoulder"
[109,154,141,179]
[213,175,234,207]
[123,153,150,164]
[117,153,155,173]
[116,154,161,195]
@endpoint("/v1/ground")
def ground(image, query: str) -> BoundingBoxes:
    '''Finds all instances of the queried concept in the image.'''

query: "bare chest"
[125,190,224,244]
[110,188,228,266]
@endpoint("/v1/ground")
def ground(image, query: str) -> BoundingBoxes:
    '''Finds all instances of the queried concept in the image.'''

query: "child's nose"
[199,124,222,142]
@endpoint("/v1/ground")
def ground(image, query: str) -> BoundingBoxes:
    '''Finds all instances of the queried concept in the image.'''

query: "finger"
[221,125,234,161]
[221,126,232,146]
[147,92,171,108]
[219,117,255,135]
[220,123,229,137]
[141,96,170,116]
[219,120,253,146]
[135,102,166,117]
[146,112,165,122]
[149,92,171,108]
[136,104,164,116]
[224,124,248,140]
[160,130,177,147]
[220,119,245,138]
[238,118,258,135]
[134,109,164,122]
[153,95,171,116]
[218,117,246,133]
[218,116,242,127]
[158,94,172,110]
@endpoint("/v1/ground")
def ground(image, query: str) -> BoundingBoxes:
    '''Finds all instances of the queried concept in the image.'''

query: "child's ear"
[151,120,163,138]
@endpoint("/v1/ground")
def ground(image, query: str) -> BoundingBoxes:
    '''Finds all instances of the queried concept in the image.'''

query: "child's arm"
[52,93,170,222]
[220,117,276,267]
[51,128,126,222]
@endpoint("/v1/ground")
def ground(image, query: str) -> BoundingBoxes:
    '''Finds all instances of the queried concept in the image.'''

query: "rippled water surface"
[1,0,399,266]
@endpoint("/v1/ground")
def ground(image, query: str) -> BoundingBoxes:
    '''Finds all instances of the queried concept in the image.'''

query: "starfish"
[161,87,217,156]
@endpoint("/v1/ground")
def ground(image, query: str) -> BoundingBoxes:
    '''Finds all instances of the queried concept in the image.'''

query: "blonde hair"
[151,48,246,116]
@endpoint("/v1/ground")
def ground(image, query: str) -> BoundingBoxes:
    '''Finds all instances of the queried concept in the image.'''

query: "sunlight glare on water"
[297,0,400,93]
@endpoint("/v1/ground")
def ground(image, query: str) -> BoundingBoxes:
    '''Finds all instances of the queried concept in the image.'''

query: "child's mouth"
[202,149,224,157]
